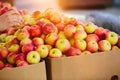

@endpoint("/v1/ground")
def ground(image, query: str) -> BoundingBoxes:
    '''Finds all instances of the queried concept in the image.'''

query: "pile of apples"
[0,2,120,70]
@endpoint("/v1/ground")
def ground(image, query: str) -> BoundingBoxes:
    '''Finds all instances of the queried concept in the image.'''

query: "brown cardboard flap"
[0,61,47,80]
[46,50,120,80]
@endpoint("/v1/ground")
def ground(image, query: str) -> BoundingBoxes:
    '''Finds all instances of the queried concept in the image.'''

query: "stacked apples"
[0,3,120,70]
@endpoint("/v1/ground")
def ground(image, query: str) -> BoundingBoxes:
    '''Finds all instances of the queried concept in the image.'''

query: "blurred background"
[1,0,120,17]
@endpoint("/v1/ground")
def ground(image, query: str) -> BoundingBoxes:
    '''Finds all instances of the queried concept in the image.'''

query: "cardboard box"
[46,50,120,80]
[0,61,47,80]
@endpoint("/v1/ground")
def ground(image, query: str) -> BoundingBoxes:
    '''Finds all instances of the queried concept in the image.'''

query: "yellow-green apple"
[14,28,30,40]
[81,50,91,55]
[22,44,34,54]
[42,22,58,34]
[28,25,42,37]
[32,37,44,47]
[14,53,26,64]
[55,38,71,53]
[94,27,108,40]
[73,30,87,40]
[117,36,120,48]
[8,44,20,53]
[66,47,81,56]
[56,22,65,31]
[105,32,118,45]
[74,39,86,51]
[45,32,58,46]
[0,47,9,58]
[17,61,29,67]
[0,33,7,42]
[20,38,32,46]
[98,40,111,51]
[76,24,84,31]
[46,44,53,50]
[0,60,4,70]
[49,48,62,58]
[87,40,98,53]
[111,46,120,50]
[85,34,99,42]
[7,52,17,64]
[84,22,97,34]
[23,15,36,25]
[58,31,66,39]
[63,24,76,38]
[36,45,49,58]
[26,51,40,64]
[5,35,16,43]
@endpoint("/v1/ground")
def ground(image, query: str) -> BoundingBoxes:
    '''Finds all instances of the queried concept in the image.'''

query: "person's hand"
[0,9,23,31]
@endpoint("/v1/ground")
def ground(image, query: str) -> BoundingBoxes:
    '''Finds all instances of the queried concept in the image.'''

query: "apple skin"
[111,46,120,50]
[0,60,4,70]
[85,34,100,42]
[14,53,26,64]
[105,32,118,45]
[20,38,32,46]
[117,36,120,48]
[66,47,81,56]
[7,52,17,64]
[0,33,7,42]
[22,44,34,54]
[98,40,111,51]
[76,24,84,31]
[55,38,71,53]
[32,37,44,47]
[74,39,86,51]
[17,61,29,67]
[42,22,58,34]
[8,44,20,53]
[87,40,98,53]
[84,22,97,34]
[45,32,58,46]
[49,48,62,58]
[73,30,87,40]
[3,63,13,69]
[66,17,78,26]
[94,27,108,40]
[26,51,40,64]
[58,31,66,39]
[36,45,49,58]
[63,24,76,38]
[14,28,30,40]
[81,50,91,55]
[0,47,9,58]
[56,22,65,31]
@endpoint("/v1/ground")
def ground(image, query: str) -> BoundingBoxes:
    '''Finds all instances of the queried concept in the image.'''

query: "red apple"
[7,52,17,64]
[4,63,13,69]
[45,32,58,46]
[20,38,32,46]
[85,34,99,42]
[0,60,4,70]
[0,47,9,58]
[8,44,20,53]
[117,36,120,48]
[22,44,34,54]
[32,37,44,47]
[87,40,98,53]
[66,47,81,56]
[55,38,71,53]
[56,22,65,31]
[14,53,26,64]
[98,40,111,51]
[17,61,29,67]
[49,48,62,58]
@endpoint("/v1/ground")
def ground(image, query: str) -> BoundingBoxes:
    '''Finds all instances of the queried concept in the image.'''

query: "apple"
[23,15,36,25]
[74,39,86,51]
[45,32,58,46]
[106,32,118,45]
[67,17,78,26]
[7,27,17,35]
[17,61,29,67]
[5,35,15,43]
[81,50,91,55]
[0,33,7,42]
[0,60,4,70]
[98,40,111,51]
[58,31,66,39]
[85,34,99,42]
[94,27,107,40]
[14,53,26,64]
[66,47,81,56]
[55,38,71,53]
[0,47,9,58]
[14,28,30,40]
[76,24,84,31]
[84,22,97,34]
[49,48,62,58]
[63,24,76,38]
[42,22,58,34]
[117,36,120,48]
[32,37,44,47]
[20,38,32,46]
[8,44,20,53]
[7,52,17,64]
[31,10,41,19]
[56,22,65,31]
[111,46,120,50]
[36,45,49,58]
[73,30,87,40]
[46,44,53,50]
[28,25,42,37]
[40,34,46,40]
[26,51,40,64]
[22,44,34,54]
[69,38,75,46]
[4,63,13,69]
[87,40,98,53]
